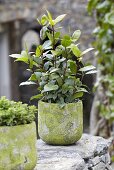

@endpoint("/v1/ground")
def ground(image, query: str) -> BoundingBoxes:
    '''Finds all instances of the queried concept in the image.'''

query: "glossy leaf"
[73,92,83,99]
[105,12,114,25]
[79,65,96,72]
[41,14,48,25]
[15,57,29,64]
[86,70,98,74]
[71,44,81,57]
[43,84,59,92]
[19,81,36,86]
[36,45,42,57]
[69,60,77,74]
[9,54,21,58]
[72,30,81,42]
[30,94,43,100]
[54,14,66,24]
[61,35,72,47]
[81,48,94,56]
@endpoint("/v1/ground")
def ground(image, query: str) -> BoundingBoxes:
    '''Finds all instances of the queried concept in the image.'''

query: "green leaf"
[79,65,96,72]
[56,77,63,86]
[96,1,110,11]
[61,35,72,47]
[30,94,43,100]
[29,74,37,81]
[87,0,99,14]
[36,45,42,57]
[46,32,53,42]
[105,12,114,25]
[72,30,81,42]
[86,70,97,74]
[46,10,55,26]
[54,32,60,39]
[29,58,34,69]
[21,50,28,58]
[45,54,53,60]
[43,40,52,50]
[43,83,59,92]
[41,14,48,25]
[73,92,83,99]
[40,26,48,40]
[19,81,36,86]
[34,72,42,81]
[62,84,69,94]
[81,48,94,56]
[71,44,81,57]
[69,60,77,74]
[9,54,21,58]
[77,88,88,93]
[15,57,29,64]
[54,14,66,24]
[50,68,60,73]
[44,61,52,70]
[50,73,59,80]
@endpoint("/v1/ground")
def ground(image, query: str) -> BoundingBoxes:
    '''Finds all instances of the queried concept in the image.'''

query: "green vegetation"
[10,11,96,107]
[88,0,114,128]
[0,96,37,126]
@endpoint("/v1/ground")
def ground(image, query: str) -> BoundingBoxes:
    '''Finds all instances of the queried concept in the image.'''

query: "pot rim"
[0,121,35,128]
[38,100,82,106]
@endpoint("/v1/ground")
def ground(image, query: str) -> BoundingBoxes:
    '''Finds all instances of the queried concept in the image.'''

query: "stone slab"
[35,134,112,170]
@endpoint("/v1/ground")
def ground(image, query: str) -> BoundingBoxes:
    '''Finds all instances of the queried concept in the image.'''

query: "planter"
[38,101,83,145]
[0,122,37,170]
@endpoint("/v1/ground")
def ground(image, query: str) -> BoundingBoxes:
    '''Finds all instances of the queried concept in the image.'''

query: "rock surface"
[35,134,112,170]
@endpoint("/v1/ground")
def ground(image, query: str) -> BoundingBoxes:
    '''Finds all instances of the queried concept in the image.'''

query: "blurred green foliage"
[88,0,114,123]
[0,96,37,126]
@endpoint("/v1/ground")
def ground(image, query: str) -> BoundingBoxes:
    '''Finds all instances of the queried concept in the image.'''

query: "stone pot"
[38,101,83,145]
[0,122,37,170]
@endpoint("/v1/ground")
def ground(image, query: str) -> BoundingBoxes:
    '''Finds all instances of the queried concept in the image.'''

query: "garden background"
[0,0,114,157]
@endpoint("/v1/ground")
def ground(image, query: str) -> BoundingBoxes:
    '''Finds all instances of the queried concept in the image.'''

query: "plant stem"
[63,47,68,79]
[52,26,56,67]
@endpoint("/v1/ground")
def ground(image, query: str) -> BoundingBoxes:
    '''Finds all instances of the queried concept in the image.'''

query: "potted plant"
[10,11,96,145]
[0,96,37,169]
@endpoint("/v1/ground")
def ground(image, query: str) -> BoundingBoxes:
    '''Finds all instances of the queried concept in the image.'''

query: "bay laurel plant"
[10,11,96,107]
[0,96,37,126]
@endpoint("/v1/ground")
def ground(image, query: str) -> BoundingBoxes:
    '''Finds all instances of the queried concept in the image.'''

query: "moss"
[38,101,83,145]
[0,122,37,170]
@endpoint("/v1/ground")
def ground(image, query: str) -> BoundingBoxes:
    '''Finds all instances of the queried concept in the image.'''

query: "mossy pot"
[38,101,83,145]
[0,122,37,170]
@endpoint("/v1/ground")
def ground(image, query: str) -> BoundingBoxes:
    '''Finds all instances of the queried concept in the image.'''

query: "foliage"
[88,0,114,122]
[10,11,96,107]
[0,96,37,126]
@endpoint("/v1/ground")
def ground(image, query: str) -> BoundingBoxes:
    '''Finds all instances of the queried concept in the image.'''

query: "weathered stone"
[92,162,105,170]
[0,122,37,170]
[35,156,85,170]
[105,164,113,170]
[35,134,111,170]
[100,153,111,164]
[91,156,100,166]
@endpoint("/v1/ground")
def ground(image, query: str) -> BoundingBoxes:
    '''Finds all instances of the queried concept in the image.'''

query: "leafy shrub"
[10,11,96,107]
[88,0,114,121]
[0,96,37,126]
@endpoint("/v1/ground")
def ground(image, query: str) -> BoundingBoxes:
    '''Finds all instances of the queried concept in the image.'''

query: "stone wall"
[35,134,112,170]
[0,0,95,53]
